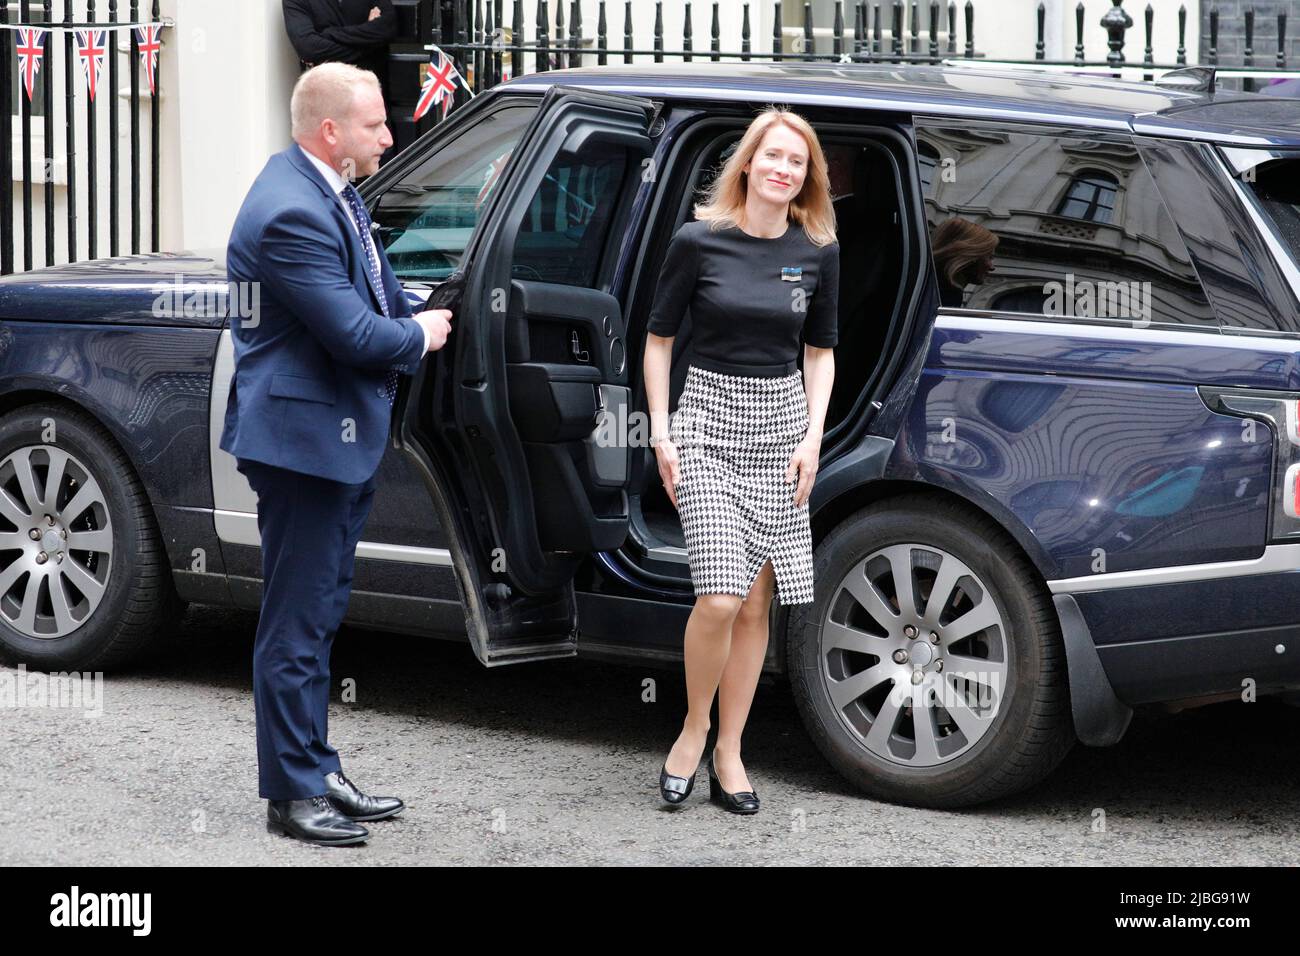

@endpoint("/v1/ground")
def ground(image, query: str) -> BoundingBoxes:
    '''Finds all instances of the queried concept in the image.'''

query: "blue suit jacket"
[219,144,426,484]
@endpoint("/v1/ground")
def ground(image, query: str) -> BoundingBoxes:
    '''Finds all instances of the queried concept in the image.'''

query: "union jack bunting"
[413,45,470,123]
[15,27,45,103]
[135,23,161,95]
[75,29,108,102]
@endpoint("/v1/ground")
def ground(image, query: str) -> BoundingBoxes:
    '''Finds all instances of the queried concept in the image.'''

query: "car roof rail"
[1154,67,1216,94]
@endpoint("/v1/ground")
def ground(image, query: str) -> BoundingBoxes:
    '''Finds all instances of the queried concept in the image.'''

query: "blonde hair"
[693,106,837,246]
[290,62,381,139]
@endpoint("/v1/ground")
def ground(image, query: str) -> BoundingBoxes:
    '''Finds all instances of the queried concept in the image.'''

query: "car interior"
[620,118,916,579]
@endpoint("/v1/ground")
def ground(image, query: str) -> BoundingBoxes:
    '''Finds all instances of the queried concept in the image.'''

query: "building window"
[1054,170,1117,224]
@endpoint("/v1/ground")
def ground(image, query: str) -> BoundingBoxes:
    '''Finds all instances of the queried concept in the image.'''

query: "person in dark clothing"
[283,1,400,166]
[282,0,398,87]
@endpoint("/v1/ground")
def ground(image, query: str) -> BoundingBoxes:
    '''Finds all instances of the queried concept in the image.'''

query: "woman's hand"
[786,433,821,507]
[655,438,681,510]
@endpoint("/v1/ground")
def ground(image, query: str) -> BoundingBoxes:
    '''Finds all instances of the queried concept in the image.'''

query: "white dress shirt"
[296,143,430,353]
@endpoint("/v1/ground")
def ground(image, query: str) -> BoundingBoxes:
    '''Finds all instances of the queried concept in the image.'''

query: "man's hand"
[369,6,382,20]
[414,308,453,352]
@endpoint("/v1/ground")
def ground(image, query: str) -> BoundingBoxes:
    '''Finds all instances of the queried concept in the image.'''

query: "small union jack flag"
[413,46,468,123]
[135,24,162,95]
[76,30,108,103]
[16,27,45,103]
[476,150,511,208]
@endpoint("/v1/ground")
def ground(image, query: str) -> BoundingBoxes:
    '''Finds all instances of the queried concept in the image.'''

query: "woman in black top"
[644,107,839,813]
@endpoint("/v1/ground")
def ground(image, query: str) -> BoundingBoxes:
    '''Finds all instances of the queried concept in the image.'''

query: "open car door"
[396,86,656,666]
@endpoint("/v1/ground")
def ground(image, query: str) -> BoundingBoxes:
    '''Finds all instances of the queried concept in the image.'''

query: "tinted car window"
[509,139,631,287]
[373,104,537,281]
[915,123,1217,328]
[1240,156,1300,284]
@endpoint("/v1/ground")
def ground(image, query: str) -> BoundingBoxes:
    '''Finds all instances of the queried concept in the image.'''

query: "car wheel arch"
[809,478,1058,581]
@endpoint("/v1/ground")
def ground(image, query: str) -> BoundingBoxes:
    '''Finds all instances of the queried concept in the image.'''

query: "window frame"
[1217,145,1300,326]
[1053,168,1119,224]
[507,137,636,290]
[363,92,543,285]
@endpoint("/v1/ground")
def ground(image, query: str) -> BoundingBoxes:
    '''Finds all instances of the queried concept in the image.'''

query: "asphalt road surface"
[2,604,1299,865]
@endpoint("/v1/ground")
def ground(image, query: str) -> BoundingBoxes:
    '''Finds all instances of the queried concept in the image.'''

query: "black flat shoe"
[708,751,760,814]
[322,770,405,822]
[267,795,370,846]
[659,760,699,805]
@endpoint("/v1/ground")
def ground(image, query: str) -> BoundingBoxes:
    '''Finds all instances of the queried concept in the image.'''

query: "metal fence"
[421,0,1300,121]
[0,0,165,276]
[980,2,1297,90]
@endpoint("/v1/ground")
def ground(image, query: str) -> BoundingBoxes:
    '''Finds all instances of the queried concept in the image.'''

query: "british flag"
[413,46,467,123]
[16,27,45,103]
[135,24,162,96]
[476,150,511,208]
[75,30,108,103]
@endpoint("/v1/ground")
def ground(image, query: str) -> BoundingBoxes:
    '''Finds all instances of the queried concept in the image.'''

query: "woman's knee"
[695,593,743,623]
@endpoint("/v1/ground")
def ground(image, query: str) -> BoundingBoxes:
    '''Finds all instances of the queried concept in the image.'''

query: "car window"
[509,139,631,287]
[373,104,537,282]
[915,123,1217,329]
[1236,154,1300,298]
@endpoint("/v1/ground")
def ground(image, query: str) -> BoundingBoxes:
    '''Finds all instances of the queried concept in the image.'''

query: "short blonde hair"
[290,62,381,139]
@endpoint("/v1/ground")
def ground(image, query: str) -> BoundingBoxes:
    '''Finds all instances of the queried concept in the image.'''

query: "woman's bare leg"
[664,593,743,777]
[714,558,777,792]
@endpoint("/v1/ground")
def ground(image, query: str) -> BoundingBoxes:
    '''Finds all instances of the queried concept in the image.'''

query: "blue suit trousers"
[237,457,377,800]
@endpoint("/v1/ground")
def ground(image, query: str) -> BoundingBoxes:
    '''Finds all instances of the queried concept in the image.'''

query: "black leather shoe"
[266,795,369,846]
[659,759,698,805]
[708,751,760,814]
[322,770,404,822]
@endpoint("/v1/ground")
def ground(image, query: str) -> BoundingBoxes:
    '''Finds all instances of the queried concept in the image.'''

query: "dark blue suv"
[1,63,1299,808]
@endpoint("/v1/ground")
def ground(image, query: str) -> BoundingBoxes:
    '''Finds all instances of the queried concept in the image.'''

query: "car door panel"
[396,86,656,665]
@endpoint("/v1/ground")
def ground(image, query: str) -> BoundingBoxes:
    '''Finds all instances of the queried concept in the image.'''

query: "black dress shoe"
[322,770,405,822]
[266,795,369,846]
[659,760,698,805]
[708,752,760,814]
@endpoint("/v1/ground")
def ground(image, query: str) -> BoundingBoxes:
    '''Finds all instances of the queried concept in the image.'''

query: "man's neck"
[297,141,340,176]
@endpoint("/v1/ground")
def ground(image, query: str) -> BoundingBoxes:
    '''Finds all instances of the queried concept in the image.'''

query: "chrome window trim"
[933,308,1226,343]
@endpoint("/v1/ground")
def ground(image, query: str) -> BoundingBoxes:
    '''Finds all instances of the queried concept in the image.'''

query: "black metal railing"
[423,0,983,119]
[0,0,167,275]
[415,0,1298,131]
[997,2,1294,91]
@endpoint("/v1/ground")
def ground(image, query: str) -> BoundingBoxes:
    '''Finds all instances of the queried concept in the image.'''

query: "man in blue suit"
[220,62,452,846]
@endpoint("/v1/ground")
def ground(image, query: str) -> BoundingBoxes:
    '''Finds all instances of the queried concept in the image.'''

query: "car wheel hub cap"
[0,446,113,639]
[819,543,1009,769]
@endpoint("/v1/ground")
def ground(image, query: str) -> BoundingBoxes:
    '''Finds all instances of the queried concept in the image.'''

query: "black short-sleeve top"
[645,219,840,377]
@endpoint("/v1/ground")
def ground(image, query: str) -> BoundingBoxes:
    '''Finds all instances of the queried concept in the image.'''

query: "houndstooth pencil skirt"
[668,363,816,606]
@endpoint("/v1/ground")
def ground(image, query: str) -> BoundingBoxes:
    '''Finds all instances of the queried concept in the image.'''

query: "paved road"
[2,604,1299,865]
